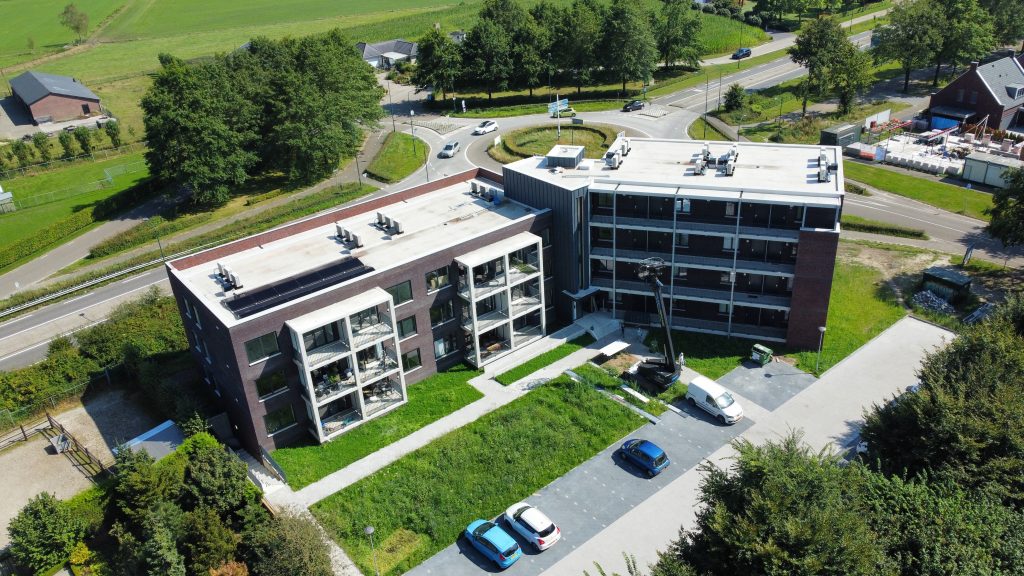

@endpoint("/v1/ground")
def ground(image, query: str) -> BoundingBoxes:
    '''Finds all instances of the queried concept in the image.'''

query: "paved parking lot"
[717,360,817,411]
[411,396,758,575]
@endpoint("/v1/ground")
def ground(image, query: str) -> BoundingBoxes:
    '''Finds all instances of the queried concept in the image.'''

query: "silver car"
[440,141,460,158]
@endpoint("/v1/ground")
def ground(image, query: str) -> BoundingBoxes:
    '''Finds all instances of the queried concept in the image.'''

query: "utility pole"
[387,78,396,132]
[703,71,709,139]
[717,72,723,112]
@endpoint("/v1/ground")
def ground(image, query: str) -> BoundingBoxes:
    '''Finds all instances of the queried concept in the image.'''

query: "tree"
[73,126,93,156]
[928,0,994,85]
[788,17,849,115]
[723,83,746,111]
[655,433,886,575]
[554,0,604,94]
[976,0,1024,45]
[246,514,332,576]
[414,27,462,99]
[10,140,32,167]
[142,54,258,205]
[871,0,942,93]
[182,507,240,575]
[140,521,186,576]
[988,167,1024,248]
[460,19,513,100]
[831,40,871,115]
[8,492,85,572]
[32,132,52,162]
[104,119,122,148]
[59,4,89,42]
[113,447,181,527]
[655,0,703,69]
[58,129,76,158]
[602,0,659,92]
[180,433,254,517]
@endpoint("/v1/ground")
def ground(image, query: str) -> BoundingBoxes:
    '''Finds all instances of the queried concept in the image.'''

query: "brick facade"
[786,230,840,348]
[27,94,100,123]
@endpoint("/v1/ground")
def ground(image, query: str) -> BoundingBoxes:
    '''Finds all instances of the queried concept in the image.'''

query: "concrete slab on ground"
[715,360,817,411]
[55,387,161,465]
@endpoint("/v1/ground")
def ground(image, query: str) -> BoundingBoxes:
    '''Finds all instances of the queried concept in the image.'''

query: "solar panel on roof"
[225,258,373,318]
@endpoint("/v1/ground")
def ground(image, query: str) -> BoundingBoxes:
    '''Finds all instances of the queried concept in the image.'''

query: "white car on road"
[504,502,561,551]
[473,120,498,135]
[440,141,460,158]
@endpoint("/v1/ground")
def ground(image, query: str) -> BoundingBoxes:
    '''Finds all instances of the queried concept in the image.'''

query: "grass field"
[0,0,124,68]
[651,258,906,378]
[364,132,427,183]
[0,151,149,245]
[688,117,731,141]
[843,161,993,221]
[494,334,595,385]
[272,365,483,490]
[841,214,928,239]
[495,124,618,163]
[311,375,643,575]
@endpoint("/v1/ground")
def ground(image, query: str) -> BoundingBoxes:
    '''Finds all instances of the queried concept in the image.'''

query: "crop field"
[0,0,123,69]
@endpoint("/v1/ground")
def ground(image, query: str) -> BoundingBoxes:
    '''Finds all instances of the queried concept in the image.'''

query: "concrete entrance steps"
[235,449,286,495]
[574,311,621,341]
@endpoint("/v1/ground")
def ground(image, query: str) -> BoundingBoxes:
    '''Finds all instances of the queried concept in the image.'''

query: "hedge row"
[0,178,157,270]
[841,216,928,239]
[87,210,215,259]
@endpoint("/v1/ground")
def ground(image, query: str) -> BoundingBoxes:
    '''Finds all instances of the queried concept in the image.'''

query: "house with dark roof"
[9,71,101,124]
[356,39,417,69]
[927,56,1024,131]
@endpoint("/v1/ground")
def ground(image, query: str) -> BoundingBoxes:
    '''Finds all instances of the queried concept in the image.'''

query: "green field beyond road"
[843,162,992,221]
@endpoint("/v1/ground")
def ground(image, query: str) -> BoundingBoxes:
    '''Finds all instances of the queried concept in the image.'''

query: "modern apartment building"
[166,169,552,454]
[168,139,844,454]
[502,138,844,349]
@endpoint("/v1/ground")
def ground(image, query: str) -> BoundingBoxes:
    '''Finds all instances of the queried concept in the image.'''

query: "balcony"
[358,353,400,384]
[470,308,510,332]
[362,380,403,418]
[472,340,512,364]
[320,405,360,438]
[507,259,540,286]
[311,366,357,404]
[510,295,542,318]
[590,247,795,276]
[591,214,800,241]
[615,311,788,342]
[350,322,393,350]
[512,325,543,345]
[594,277,792,310]
[305,339,350,369]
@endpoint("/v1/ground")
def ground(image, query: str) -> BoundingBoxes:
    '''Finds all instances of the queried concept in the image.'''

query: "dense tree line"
[143,30,384,206]
[8,433,333,576]
[636,296,1024,576]
[415,0,703,100]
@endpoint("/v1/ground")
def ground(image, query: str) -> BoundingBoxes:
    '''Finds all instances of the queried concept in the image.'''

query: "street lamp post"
[354,152,363,187]
[703,70,710,139]
[145,217,165,260]
[815,326,827,373]
[547,53,553,103]
[364,526,381,576]
[387,79,397,133]
[410,109,417,159]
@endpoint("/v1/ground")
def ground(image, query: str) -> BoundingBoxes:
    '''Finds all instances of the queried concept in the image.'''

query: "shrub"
[9,492,85,572]
[702,4,716,12]
[717,7,732,16]
[724,83,746,112]
[745,14,762,27]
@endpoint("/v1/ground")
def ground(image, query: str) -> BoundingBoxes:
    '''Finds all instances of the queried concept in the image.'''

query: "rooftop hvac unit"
[817,165,831,182]
[730,144,739,161]
[221,266,233,282]
[351,232,363,248]
[336,223,345,239]
[492,189,505,205]
[392,219,404,234]
[343,228,353,242]
[487,187,499,200]
[701,142,710,162]
[216,262,227,278]
[621,138,632,156]
[818,148,828,167]
[376,212,386,226]
[229,272,243,290]
[694,157,706,175]
[470,181,479,194]
[724,160,736,176]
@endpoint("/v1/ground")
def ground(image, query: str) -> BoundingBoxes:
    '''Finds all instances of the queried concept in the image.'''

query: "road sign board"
[547,98,569,113]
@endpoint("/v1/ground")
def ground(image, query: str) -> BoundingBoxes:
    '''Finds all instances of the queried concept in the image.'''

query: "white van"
[685,375,743,425]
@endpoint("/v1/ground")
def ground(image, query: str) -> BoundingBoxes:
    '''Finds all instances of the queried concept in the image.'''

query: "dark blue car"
[464,519,522,569]
[618,439,670,477]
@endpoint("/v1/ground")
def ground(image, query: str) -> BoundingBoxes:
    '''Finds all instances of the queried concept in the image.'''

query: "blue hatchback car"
[619,439,670,477]
[464,519,522,569]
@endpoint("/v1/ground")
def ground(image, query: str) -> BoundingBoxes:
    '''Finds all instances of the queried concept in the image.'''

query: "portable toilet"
[750,344,773,366]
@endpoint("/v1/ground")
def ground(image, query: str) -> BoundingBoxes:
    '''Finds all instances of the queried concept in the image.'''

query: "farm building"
[9,71,101,124]
[356,39,417,69]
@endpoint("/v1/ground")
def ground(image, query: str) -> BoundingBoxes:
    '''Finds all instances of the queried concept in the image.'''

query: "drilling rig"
[635,258,681,390]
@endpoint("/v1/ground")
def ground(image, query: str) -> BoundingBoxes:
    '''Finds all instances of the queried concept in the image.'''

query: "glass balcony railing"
[358,353,400,383]
[350,322,393,350]
[305,339,350,368]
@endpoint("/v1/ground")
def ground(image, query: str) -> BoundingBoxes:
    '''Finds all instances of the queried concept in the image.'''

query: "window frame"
[430,300,455,327]
[425,266,452,292]
[264,404,297,436]
[401,348,422,372]
[244,332,280,365]
[396,315,418,339]
[386,280,413,306]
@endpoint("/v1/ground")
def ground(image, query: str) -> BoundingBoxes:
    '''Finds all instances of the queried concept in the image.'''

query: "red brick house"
[928,56,1024,131]
[9,71,101,124]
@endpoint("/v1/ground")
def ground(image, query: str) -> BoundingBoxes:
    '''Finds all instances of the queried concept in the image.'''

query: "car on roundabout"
[473,120,499,134]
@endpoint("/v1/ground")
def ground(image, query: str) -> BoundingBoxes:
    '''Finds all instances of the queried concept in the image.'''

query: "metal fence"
[46,411,110,479]
[0,365,118,436]
[10,161,148,210]
[0,415,48,453]
[0,142,147,181]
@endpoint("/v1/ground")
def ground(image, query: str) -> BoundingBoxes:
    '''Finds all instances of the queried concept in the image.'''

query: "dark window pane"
[401,349,422,371]
[386,280,413,305]
[245,332,280,364]
[256,370,288,397]
[264,405,295,435]
[397,316,417,338]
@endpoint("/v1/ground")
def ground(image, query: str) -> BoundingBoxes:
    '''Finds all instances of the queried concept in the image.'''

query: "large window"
[256,370,288,398]
[386,280,413,305]
[426,266,451,292]
[434,333,459,359]
[430,301,455,326]
[397,316,418,339]
[264,405,296,435]
[723,236,737,251]
[676,198,691,214]
[303,324,339,352]
[351,307,382,332]
[245,332,279,364]
[401,348,422,372]
[725,202,736,217]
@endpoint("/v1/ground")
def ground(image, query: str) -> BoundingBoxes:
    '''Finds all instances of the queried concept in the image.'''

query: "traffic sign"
[547,98,569,113]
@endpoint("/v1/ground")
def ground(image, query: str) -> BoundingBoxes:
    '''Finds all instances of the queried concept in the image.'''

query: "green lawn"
[841,214,928,239]
[272,365,483,490]
[493,125,618,164]
[0,151,149,245]
[311,376,644,576]
[364,132,427,184]
[843,161,992,221]
[494,334,595,385]
[572,363,668,416]
[0,0,124,69]
[651,259,906,378]
[688,117,731,141]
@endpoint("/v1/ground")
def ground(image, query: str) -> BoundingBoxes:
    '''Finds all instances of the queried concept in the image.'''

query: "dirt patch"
[51,387,160,465]
[599,352,641,376]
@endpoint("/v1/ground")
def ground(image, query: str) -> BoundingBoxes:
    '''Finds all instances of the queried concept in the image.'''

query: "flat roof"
[285,287,392,335]
[504,138,845,204]
[173,180,541,327]
[966,150,1024,168]
[455,231,540,268]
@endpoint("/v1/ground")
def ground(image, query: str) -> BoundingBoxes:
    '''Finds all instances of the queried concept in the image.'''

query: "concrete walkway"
[539,316,952,576]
